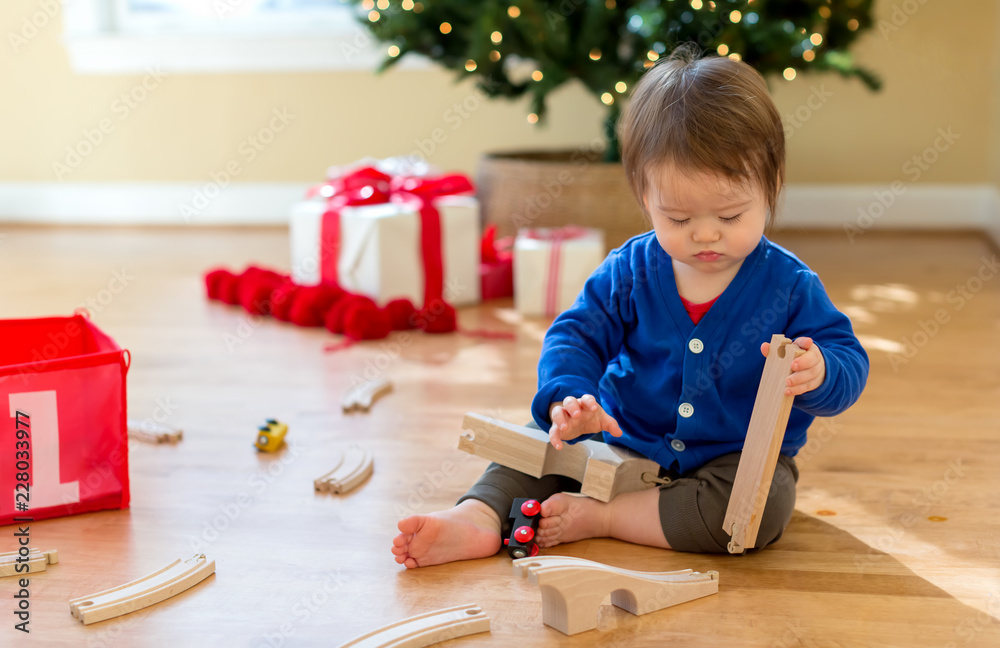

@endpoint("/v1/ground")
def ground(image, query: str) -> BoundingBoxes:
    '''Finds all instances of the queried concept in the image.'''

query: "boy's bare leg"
[537,488,671,549]
[391,499,503,569]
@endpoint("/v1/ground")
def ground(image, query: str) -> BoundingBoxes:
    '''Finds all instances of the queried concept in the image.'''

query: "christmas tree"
[349,0,879,161]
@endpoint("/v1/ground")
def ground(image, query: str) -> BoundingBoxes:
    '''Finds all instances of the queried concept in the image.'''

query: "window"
[63,0,413,74]
[112,0,353,35]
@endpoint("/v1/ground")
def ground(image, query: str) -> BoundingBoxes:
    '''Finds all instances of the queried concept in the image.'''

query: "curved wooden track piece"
[342,377,393,413]
[69,554,215,625]
[459,413,660,502]
[337,603,490,648]
[314,444,374,494]
[723,334,804,554]
[0,548,58,577]
[127,420,183,444]
[513,555,719,635]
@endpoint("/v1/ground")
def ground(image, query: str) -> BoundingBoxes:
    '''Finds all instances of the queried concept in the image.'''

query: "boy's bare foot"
[391,499,502,569]
[536,493,611,548]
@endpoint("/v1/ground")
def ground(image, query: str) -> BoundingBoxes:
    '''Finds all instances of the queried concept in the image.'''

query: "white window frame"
[63,0,424,74]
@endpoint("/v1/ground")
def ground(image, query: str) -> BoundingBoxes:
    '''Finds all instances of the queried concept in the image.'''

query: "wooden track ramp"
[513,555,719,635]
[342,377,393,413]
[723,334,804,554]
[314,444,374,494]
[337,603,490,647]
[459,413,660,502]
[0,548,58,577]
[69,555,215,625]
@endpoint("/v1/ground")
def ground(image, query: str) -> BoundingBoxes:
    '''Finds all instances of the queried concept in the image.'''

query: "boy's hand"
[760,336,826,397]
[548,394,623,450]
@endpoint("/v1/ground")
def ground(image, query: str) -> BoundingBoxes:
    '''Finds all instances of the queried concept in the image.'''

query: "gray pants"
[458,443,798,554]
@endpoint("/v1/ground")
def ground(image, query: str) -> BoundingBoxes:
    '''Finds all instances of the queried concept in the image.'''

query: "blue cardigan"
[530,234,869,474]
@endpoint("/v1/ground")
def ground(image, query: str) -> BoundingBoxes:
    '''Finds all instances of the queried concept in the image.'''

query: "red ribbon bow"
[309,167,473,307]
[481,225,514,264]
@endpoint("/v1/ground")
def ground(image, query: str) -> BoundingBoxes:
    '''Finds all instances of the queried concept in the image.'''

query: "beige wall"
[992,1,1000,188]
[777,0,996,184]
[0,0,996,185]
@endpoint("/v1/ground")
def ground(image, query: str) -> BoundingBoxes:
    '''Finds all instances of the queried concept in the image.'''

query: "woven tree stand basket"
[476,149,649,250]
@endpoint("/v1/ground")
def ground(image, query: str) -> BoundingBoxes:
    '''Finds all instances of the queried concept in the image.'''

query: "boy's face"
[643,164,768,278]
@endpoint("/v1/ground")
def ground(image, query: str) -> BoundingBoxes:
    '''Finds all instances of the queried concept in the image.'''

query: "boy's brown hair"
[619,46,785,224]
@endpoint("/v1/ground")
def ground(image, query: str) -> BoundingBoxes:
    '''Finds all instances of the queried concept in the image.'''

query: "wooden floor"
[1,226,999,647]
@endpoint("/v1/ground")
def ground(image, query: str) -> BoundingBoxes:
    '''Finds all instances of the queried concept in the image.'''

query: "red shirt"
[679,294,720,325]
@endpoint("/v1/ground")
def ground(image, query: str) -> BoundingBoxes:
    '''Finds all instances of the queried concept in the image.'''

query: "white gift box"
[289,196,481,307]
[514,227,606,317]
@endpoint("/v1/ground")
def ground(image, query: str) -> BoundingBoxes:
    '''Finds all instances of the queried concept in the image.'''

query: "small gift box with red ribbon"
[513,226,606,317]
[290,166,481,307]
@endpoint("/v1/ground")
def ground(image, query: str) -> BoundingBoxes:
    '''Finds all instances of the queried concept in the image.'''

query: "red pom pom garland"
[204,266,457,340]
[204,268,233,301]
[203,265,463,342]
[343,300,392,340]
[415,298,457,334]
[384,298,417,331]
[269,282,300,321]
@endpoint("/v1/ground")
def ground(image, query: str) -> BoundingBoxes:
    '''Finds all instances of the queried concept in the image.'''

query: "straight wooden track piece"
[127,420,183,444]
[314,444,374,494]
[336,603,490,648]
[69,554,215,625]
[723,334,805,554]
[342,377,393,413]
[513,555,719,635]
[0,548,58,577]
[459,413,660,502]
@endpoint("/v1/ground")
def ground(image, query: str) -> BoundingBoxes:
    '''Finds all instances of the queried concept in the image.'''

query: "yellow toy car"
[254,419,287,452]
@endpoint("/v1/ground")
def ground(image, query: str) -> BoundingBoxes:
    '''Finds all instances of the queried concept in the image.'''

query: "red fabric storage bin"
[0,313,130,526]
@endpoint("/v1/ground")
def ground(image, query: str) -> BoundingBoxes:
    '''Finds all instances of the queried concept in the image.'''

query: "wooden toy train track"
[459,413,660,503]
[69,554,215,625]
[314,444,374,494]
[336,603,490,647]
[0,548,58,577]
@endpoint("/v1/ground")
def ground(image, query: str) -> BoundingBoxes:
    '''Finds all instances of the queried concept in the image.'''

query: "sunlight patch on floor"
[797,489,1000,621]
[850,283,920,311]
